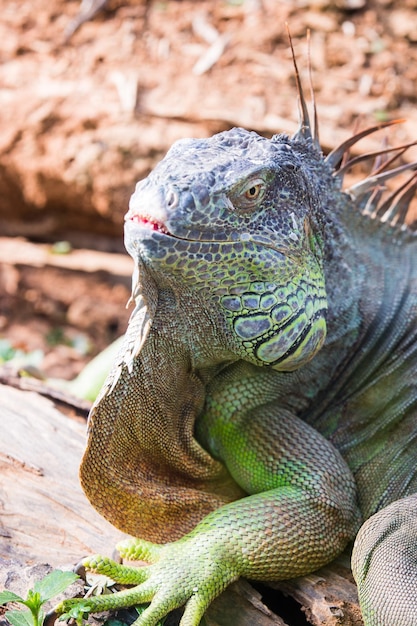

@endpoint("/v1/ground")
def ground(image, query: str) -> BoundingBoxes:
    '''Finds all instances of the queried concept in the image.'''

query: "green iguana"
[57,48,417,626]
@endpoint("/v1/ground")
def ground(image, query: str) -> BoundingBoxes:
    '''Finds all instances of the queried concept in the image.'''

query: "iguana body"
[58,64,417,625]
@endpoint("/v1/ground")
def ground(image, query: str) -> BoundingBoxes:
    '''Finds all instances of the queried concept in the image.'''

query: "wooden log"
[0,381,127,566]
[272,558,363,626]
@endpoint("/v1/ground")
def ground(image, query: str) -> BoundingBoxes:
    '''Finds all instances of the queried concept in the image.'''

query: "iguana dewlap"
[57,63,417,626]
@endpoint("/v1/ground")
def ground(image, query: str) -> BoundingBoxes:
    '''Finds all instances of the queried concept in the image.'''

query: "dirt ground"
[1,0,417,378]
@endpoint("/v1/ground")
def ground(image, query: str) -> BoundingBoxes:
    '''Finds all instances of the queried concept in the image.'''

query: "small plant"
[0,570,79,626]
[59,602,167,626]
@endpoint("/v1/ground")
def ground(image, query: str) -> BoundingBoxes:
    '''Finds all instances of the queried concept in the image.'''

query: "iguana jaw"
[125,215,290,260]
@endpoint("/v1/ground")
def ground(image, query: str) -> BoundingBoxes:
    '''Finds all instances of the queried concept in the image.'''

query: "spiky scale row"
[288,27,417,231]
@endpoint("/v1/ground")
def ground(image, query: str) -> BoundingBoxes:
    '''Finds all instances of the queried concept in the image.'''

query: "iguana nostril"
[166,188,178,209]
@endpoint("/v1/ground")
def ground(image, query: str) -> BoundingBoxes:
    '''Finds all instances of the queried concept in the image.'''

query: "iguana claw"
[56,536,238,626]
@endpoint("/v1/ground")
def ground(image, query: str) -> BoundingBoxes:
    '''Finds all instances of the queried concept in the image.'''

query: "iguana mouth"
[128,213,169,234]
[126,214,226,243]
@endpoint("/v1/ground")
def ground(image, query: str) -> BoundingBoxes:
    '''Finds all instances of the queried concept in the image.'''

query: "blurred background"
[1,0,416,383]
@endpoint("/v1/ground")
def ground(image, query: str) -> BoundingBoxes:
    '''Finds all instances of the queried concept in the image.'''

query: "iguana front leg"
[352,493,417,626]
[57,367,360,626]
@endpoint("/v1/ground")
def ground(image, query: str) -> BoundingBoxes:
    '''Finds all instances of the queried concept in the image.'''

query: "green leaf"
[5,609,34,626]
[23,591,41,613]
[58,602,92,626]
[33,570,79,603]
[0,591,25,606]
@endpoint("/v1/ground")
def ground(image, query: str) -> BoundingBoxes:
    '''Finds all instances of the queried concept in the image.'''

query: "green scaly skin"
[56,124,417,626]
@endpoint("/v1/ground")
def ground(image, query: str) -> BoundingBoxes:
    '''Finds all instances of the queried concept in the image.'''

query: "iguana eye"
[227,174,268,213]
[244,184,262,200]
[231,178,266,211]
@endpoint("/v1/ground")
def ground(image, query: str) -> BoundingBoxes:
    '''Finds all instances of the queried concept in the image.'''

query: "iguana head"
[125,128,329,372]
